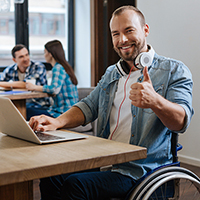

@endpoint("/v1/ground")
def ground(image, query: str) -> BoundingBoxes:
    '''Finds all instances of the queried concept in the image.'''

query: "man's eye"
[112,33,119,37]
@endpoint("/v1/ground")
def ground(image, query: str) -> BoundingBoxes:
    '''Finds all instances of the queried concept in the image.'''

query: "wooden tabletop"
[0,131,147,187]
[0,90,49,100]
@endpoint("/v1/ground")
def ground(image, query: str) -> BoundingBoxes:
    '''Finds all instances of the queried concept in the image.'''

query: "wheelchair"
[126,132,200,200]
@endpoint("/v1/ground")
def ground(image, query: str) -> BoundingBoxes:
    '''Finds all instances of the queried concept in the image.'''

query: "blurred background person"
[0,44,50,113]
[26,40,79,120]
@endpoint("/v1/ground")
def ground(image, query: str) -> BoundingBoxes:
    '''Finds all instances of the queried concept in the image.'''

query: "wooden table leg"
[12,99,26,119]
[0,181,33,200]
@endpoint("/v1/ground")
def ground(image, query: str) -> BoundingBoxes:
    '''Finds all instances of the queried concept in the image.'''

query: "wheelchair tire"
[128,166,200,200]
[143,172,200,199]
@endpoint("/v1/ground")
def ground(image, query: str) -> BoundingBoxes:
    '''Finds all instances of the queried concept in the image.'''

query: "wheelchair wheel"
[129,166,200,200]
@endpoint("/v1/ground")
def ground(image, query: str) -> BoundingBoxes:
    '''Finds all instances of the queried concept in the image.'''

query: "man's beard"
[114,40,145,62]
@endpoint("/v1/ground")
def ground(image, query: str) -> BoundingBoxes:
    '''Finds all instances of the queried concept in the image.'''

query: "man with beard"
[0,44,50,116]
[28,5,193,200]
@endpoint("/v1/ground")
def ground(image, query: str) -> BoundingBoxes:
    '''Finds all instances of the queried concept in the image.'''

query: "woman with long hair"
[26,40,79,120]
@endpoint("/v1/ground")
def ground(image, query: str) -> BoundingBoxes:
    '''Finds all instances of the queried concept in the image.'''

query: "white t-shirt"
[109,70,141,143]
[18,69,25,81]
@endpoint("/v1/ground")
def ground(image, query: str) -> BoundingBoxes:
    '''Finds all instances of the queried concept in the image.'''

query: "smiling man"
[110,7,148,66]
[28,6,193,200]
[0,44,50,116]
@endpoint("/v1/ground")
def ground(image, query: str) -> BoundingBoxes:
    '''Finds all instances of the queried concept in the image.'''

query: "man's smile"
[120,44,133,50]
[118,43,135,52]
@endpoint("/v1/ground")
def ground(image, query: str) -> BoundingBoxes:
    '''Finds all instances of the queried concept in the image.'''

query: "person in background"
[0,44,50,117]
[29,6,193,200]
[26,40,79,120]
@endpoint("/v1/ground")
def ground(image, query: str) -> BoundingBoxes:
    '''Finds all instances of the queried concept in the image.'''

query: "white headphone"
[116,44,155,75]
[135,44,155,69]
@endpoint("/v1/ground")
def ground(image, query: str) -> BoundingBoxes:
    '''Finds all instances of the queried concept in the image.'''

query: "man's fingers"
[130,82,142,90]
[29,115,46,131]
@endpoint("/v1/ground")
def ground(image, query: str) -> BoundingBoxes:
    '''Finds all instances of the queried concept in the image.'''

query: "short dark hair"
[11,44,28,58]
[111,5,146,27]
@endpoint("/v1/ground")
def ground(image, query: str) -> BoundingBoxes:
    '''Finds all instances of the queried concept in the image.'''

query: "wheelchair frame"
[127,132,200,200]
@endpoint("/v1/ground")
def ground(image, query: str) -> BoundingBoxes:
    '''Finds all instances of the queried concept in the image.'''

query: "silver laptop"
[0,97,88,144]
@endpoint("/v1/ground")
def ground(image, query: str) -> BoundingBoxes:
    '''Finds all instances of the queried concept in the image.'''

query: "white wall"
[74,0,91,87]
[137,0,200,166]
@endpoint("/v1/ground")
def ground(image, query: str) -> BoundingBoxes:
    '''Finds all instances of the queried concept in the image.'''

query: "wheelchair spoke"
[154,191,158,199]
[159,182,167,199]
[194,190,200,200]
[179,179,189,197]
[180,178,193,196]
[179,179,200,200]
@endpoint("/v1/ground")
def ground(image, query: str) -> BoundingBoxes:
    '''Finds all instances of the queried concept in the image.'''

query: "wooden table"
[0,131,147,200]
[0,90,48,119]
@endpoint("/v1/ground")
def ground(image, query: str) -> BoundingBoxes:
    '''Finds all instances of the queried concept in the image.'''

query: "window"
[0,0,68,68]
[29,0,68,63]
[0,2,15,68]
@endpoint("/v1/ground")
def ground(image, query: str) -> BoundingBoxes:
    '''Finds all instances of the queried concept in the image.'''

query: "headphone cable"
[110,64,135,140]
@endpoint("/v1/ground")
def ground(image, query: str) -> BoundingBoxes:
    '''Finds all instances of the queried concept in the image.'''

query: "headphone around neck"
[116,45,155,75]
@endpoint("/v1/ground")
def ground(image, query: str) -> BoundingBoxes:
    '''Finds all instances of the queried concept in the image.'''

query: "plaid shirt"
[0,61,50,107]
[43,63,79,117]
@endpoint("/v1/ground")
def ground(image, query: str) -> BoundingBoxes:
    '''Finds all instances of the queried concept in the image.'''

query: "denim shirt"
[75,53,194,180]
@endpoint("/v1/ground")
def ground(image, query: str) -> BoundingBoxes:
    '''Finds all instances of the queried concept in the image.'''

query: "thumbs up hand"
[129,66,157,108]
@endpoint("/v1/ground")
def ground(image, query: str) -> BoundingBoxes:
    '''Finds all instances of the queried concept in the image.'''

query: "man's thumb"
[143,66,151,82]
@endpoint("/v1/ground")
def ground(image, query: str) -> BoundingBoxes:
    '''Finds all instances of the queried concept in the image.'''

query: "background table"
[0,131,147,200]
[0,90,49,119]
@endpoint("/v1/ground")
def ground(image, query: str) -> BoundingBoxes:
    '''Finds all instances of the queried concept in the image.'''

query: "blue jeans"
[26,105,52,120]
[40,169,136,200]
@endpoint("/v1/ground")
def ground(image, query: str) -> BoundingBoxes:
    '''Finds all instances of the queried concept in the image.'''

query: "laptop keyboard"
[35,131,65,141]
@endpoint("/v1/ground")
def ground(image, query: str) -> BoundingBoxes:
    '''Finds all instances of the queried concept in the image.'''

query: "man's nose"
[119,34,128,43]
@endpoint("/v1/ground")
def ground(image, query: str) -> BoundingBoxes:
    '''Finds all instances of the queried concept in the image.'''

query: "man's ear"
[144,23,150,37]
[12,57,16,63]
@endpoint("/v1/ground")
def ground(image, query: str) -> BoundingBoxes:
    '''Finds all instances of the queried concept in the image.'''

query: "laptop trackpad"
[35,132,65,141]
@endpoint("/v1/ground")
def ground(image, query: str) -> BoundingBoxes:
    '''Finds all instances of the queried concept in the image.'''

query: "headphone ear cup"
[140,53,152,67]
[135,53,144,69]
[135,52,153,69]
